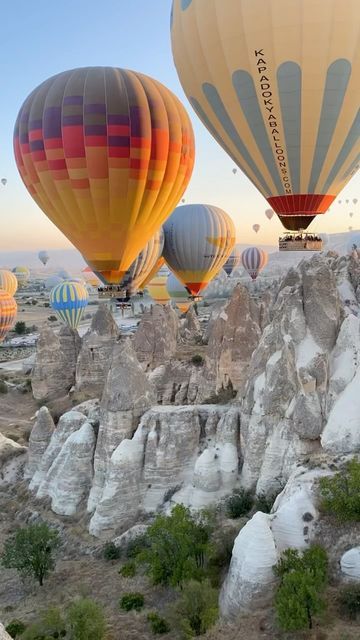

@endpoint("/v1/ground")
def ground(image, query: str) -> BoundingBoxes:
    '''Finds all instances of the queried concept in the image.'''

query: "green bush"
[120,592,144,612]
[14,321,26,335]
[139,505,212,587]
[20,607,66,639]
[103,541,121,561]
[119,561,136,578]
[319,460,360,521]
[0,379,8,394]
[173,579,218,637]
[67,598,106,640]
[207,529,237,588]
[339,584,360,620]
[191,355,204,367]
[5,620,26,637]
[48,315,58,322]
[226,489,254,519]
[125,533,150,559]
[255,491,279,514]
[1,523,60,586]
[147,612,170,635]
[274,546,328,631]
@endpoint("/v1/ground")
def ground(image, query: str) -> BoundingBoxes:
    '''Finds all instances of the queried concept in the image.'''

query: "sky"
[1,0,359,254]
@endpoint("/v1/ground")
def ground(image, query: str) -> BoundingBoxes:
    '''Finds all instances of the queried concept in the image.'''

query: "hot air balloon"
[242,247,268,281]
[253,224,260,234]
[57,270,71,280]
[14,67,195,284]
[1,178,7,186]
[82,267,101,288]
[147,269,171,305]
[163,204,235,296]
[50,281,88,329]
[223,245,242,277]
[232,168,237,175]
[38,250,50,266]
[0,290,17,342]
[97,229,164,294]
[12,266,30,287]
[353,199,358,205]
[167,272,192,313]
[346,200,350,204]
[349,226,353,231]
[171,0,360,232]
[45,275,63,290]
[0,270,18,296]
[338,200,342,205]
[265,209,274,221]
[350,212,354,218]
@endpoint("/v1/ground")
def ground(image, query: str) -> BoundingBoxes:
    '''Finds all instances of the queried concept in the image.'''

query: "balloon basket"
[279,233,323,252]
[98,286,129,299]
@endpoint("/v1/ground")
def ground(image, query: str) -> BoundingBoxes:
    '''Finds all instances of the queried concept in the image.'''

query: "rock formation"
[31,325,81,404]
[148,360,213,405]
[0,433,27,486]
[341,548,360,580]
[0,623,13,640]
[179,307,203,344]
[24,407,55,480]
[133,304,178,369]
[75,305,119,400]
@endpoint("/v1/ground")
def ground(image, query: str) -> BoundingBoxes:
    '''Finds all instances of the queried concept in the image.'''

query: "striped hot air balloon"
[167,272,192,313]
[163,204,235,295]
[12,266,30,287]
[0,270,18,296]
[171,0,360,231]
[14,67,195,284]
[242,247,268,281]
[223,245,242,277]
[139,257,166,290]
[147,267,171,305]
[0,290,17,342]
[50,281,88,329]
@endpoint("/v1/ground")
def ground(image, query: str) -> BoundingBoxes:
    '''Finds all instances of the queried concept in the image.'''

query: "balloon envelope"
[38,250,49,266]
[50,281,88,329]
[12,266,30,286]
[1,178,7,186]
[147,271,171,305]
[0,270,18,296]
[265,209,274,221]
[14,67,195,283]
[167,272,191,313]
[242,247,268,280]
[223,244,242,276]
[45,275,63,290]
[163,204,236,295]
[171,0,360,231]
[0,290,17,342]
[253,224,260,234]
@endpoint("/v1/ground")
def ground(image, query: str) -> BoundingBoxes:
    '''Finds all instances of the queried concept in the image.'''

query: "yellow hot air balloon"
[0,290,17,342]
[147,268,171,305]
[0,270,18,296]
[171,0,360,231]
[139,257,166,290]
[14,67,195,283]
[13,266,30,287]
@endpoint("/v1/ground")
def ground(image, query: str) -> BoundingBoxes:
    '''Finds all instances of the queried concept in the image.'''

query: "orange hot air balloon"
[171,0,360,231]
[139,257,165,290]
[147,268,171,305]
[0,270,18,297]
[14,67,195,283]
[0,290,17,342]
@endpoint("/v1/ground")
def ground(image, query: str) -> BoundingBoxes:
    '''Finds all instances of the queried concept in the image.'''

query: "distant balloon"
[242,247,268,281]
[349,226,353,231]
[253,224,260,234]
[265,209,274,221]
[338,200,342,204]
[163,204,235,295]
[350,212,354,218]
[50,281,88,329]
[147,270,171,306]
[346,200,350,204]
[182,199,186,203]
[167,272,191,314]
[223,245,242,277]
[12,266,30,287]
[1,178,7,186]
[0,270,18,296]
[232,168,237,175]
[353,199,358,205]
[38,250,50,266]
[0,290,17,342]
[45,275,63,290]
[58,270,70,280]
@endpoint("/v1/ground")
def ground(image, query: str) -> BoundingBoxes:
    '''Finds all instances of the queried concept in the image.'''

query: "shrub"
[5,620,26,637]
[48,315,58,322]
[319,460,360,521]
[14,321,26,335]
[173,579,218,637]
[120,592,144,612]
[139,505,212,587]
[125,533,150,559]
[119,561,136,578]
[255,491,280,514]
[207,529,237,587]
[191,355,204,367]
[67,598,106,640]
[0,380,8,394]
[226,489,253,519]
[339,584,360,620]
[103,541,121,561]
[1,523,60,586]
[274,546,328,631]
[147,612,171,635]
[203,383,236,405]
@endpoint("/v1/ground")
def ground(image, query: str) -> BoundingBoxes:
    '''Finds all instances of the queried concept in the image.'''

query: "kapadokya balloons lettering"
[38,250,49,266]
[147,269,171,305]
[167,272,192,313]
[223,245,241,277]
[265,209,274,221]
[50,281,88,329]
[242,247,268,281]
[0,290,17,342]
[163,204,235,295]
[0,270,18,296]
[14,67,195,283]
[253,224,260,234]
[171,0,360,231]
[12,266,30,286]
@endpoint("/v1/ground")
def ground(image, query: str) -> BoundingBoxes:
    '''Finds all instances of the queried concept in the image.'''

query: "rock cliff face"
[31,325,81,403]
[0,433,27,486]
[24,407,55,480]
[133,304,178,369]
[148,361,212,405]
[75,305,119,400]
[0,623,13,640]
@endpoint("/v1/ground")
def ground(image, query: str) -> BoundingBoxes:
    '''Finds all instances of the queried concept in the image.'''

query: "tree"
[67,598,106,640]
[14,321,26,335]
[319,459,360,521]
[1,523,60,586]
[173,579,218,637]
[139,505,212,587]
[274,546,328,631]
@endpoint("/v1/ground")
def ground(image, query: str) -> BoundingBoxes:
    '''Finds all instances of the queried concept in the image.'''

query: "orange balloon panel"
[14,67,195,275]
[0,290,17,342]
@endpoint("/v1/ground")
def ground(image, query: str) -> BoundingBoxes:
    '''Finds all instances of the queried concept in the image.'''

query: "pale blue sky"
[1,0,359,251]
